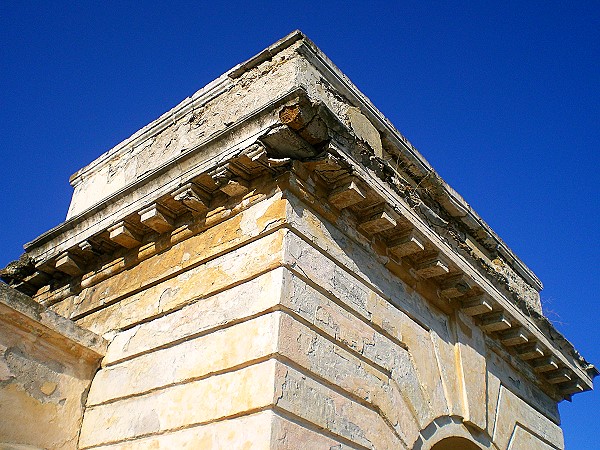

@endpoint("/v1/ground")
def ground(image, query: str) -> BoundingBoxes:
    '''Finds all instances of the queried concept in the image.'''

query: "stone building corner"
[0,31,596,450]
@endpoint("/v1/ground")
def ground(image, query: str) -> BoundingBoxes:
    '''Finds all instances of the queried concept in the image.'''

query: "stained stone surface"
[1,31,595,449]
[0,284,106,450]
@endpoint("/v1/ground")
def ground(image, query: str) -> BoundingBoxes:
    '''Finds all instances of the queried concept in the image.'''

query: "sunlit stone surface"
[1,31,595,449]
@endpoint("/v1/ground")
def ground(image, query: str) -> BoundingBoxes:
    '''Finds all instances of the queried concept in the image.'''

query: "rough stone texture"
[86,410,351,450]
[101,267,286,366]
[71,198,566,448]
[75,228,285,336]
[86,312,281,406]
[2,31,594,449]
[86,412,276,449]
[79,360,279,448]
[50,192,288,323]
[0,284,106,449]
[493,386,563,450]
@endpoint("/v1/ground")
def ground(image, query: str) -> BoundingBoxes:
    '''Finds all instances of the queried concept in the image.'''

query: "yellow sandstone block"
[85,411,274,450]
[493,386,563,450]
[102,268,285,365]
[91,410,354,450]
[52,196,288,320]
[277,312,419,446]
[87,312,281,406]
[79,359,279,449]
[273,361,402,449]
[77,230,286,335]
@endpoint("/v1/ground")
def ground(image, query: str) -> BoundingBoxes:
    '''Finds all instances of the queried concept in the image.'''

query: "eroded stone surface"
[0,285,105,450]
[88,412,275,449]
[493,386,564,450]
[77,228,286,336]
[87,312,281,406]
[102,268,285,365]
[3,31,592,450]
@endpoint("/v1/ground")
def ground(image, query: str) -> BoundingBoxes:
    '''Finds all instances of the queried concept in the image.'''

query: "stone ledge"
[282,167,597,400]
[7,116,594,400]
[0,283,107,361]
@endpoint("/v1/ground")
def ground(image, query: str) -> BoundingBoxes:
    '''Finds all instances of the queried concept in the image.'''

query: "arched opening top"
[413,416,492,450]
[430,436,482,450]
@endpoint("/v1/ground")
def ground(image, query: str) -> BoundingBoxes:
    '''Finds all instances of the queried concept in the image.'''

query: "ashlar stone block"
[79,359,279,449]
[77,229,286,335]
[328,178,367,210]
[87,312,281,406]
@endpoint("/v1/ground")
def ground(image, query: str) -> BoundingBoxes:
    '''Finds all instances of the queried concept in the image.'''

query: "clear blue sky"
[1,2,598,447]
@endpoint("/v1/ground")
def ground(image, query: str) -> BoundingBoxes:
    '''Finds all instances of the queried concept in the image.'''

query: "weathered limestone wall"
[0,284,106,450]
[9,32,592,450]
[50,188,289,335]
[279,193,563,449]
[54,192,292,448]
[43,188,564,449]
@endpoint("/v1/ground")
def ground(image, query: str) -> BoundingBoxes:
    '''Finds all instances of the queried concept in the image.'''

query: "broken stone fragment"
[279,102,316,131]
[172,183,210,213]
[260,126,317,159]
[345,106,383,158]
[219,178,250,197]
[0,253,35,285]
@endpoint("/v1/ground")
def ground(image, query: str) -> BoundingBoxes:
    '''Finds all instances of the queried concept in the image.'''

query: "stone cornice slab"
[0,283,107,361]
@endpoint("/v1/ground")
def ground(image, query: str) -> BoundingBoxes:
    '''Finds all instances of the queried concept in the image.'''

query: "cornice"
[292,34,542,291]
[68,75,234,189]
[0,283,107,361]
[54,31,541,291]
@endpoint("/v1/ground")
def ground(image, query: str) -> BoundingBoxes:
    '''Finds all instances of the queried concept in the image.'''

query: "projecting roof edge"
[68,74,234,187]
[326,146,596,390]
[26,87,305,253]
[5,83,595,397]
[290,34,543,291]
[193,30,543,294]
[60,30,541,292]
[68,30,306,188]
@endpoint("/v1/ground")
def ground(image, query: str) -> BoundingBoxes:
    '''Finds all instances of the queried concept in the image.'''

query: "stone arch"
[430,437,481,450]
[412,416,497,450]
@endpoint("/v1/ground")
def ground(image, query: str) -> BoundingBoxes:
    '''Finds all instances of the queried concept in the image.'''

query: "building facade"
[1,31,596,449]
